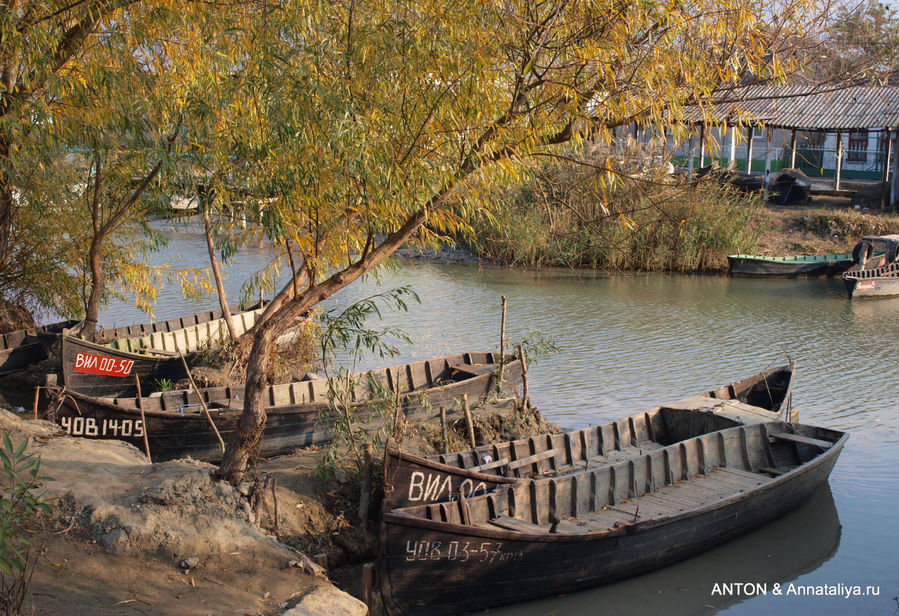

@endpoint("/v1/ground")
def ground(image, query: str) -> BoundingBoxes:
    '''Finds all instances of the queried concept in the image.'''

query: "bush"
[0,434,49,616]
[464,145,762,271]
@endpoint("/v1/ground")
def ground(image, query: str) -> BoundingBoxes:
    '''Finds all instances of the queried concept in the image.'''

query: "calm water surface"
[90,225,899,616]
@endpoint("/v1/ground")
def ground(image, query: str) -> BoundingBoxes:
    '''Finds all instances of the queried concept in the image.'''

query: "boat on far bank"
[842,235,899,299]
[728,253,854,278]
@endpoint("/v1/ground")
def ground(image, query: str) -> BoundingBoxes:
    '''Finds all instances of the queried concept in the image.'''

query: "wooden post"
[174,341,225,454]
[360,562,375,609]
[789,129,798,168]
[517,343,530,411]
[698,124,706,167]
[882,129,893,182]
[439,406,448,454]
[764,126,773,197]
[499,295,507,380]
[392,367,402,437]
[891,133,899,210]
[745,125,754,174]
[32,386,40,420]
[461,394,476,449]
[271,476,280,531]
[835,131,843,191]
[727,126,737,170]
[358,443,373,525]
[686,136,694,174]
[134,375,152,462]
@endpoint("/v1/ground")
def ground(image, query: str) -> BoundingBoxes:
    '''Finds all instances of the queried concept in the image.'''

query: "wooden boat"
[382,363,795,510]
[379,420,847,616]
[61,302,268,396]
[0,320,79,376]
[842,235,899,298]
[50,352,522,462]
[727,253,853,278]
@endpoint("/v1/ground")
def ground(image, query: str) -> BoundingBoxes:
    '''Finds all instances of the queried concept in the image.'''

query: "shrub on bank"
[463,149,763,272]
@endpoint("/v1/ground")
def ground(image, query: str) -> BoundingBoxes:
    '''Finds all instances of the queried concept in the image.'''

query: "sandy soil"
[0,396,548,616]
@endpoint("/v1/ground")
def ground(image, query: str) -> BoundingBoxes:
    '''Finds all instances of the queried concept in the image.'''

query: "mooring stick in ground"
[392,366,402,437]
[439,406,448,454]
[271,476,280,531]
[462,393,476,449]
[32,386,41,420]
[499,295,507,381]
[134,375,152,463]
[518,343,530,411]
[174,339,226,454]
[361,562,375,609]
[359,443,374,524]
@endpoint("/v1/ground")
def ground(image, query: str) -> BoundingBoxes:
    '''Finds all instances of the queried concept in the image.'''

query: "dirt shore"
[0,396,550,616]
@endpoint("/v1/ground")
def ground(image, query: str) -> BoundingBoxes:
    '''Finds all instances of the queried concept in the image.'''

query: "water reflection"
[484,486,841,616]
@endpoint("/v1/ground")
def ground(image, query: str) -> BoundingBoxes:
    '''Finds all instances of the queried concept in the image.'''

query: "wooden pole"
[174,340,226,454]
[439,406,448,454]
[358,443,373,524]
[727,126,737,170]
[392,367,402,437]
[271,476,280,531]
[789,129,798,168]
[32,387,40,420]
[499,295,507,380]
[835,131,843,191]
[517,344,530,411]
[698,124,706,167]
[360,562,375,609]
[764,126,773,198]
[745,125,754,174]
[462,394,476,449]
[134,375,152,462]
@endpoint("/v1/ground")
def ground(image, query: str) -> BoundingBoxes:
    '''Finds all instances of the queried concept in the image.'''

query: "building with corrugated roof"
[661,85,899,207]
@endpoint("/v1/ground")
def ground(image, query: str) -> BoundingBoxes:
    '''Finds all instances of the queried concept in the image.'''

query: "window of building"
[848,131,868,162]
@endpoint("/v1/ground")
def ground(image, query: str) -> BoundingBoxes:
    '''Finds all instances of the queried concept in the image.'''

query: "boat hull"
[380,424,846,616]
[0,320,78,376]
[728,254,853,278]
[61,335,186,397]
[53,352,522,461]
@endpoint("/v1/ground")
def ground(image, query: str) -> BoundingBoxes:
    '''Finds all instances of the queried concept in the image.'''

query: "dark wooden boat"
[61,335,186,397]
[727,253,854,278]
[380,420,847,616]
[382,363,795,510]
[60,302,269,396]
[0,320,79,376]
[50,352,522,461]
[842,235,899,298]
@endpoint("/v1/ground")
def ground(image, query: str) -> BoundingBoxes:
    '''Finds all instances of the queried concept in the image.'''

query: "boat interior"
[96,352,507,413]
[394,422,844,535]
[430,400,778,480]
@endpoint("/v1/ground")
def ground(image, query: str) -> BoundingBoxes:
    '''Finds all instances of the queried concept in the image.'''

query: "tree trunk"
[81,236,105,342]
[203,214,238,343]
[216,208,430,484]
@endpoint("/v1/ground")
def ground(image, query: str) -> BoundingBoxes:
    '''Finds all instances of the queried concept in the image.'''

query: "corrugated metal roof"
[682,85,899,131]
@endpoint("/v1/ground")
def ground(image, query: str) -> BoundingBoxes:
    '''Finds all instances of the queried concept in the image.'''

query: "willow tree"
[0,1,261,320]
[212,0,823,482]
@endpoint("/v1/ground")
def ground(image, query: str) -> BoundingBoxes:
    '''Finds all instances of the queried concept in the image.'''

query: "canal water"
[89,223,898,616]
